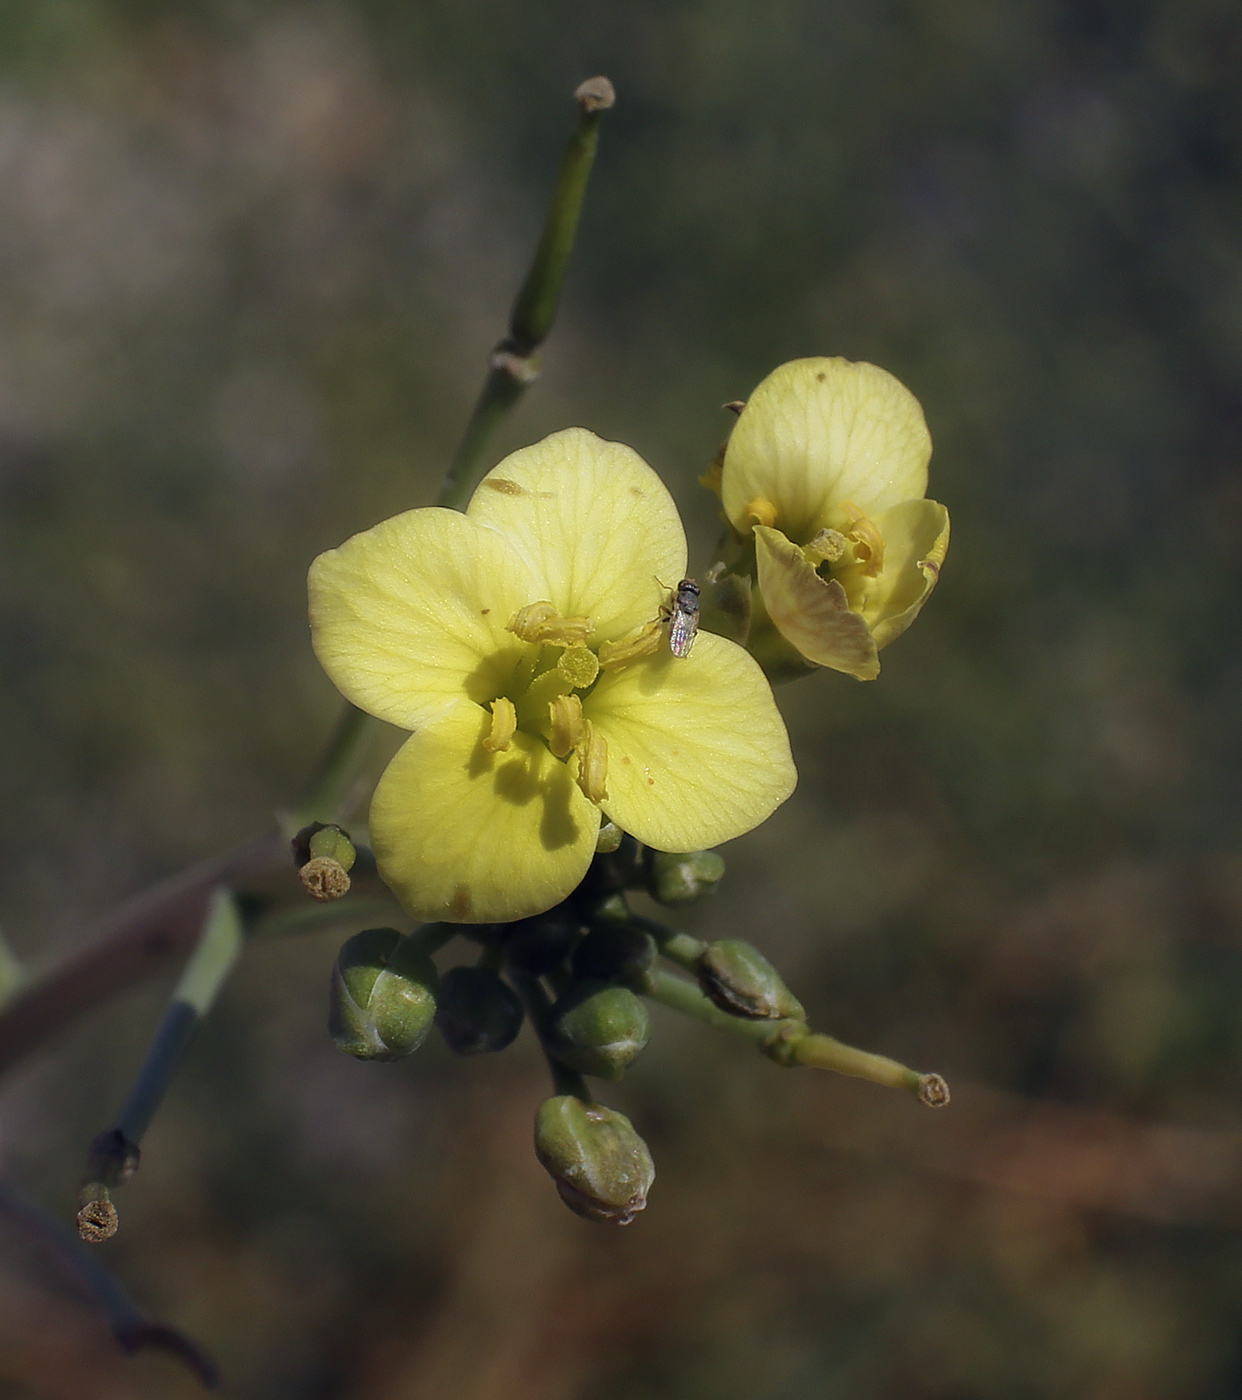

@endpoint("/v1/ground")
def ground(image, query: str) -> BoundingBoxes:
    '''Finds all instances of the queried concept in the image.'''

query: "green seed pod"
[435,966,524,1055]
[329,927,439,1060]
[697,939,805,1021]
[547,980,650,1080]
[645,849,725,906]
[534,1095,655,1224]
[570,925,656,989]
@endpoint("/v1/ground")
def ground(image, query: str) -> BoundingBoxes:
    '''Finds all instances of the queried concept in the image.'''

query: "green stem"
[644,967,791,1050]
[643,968,948,1105]
[306,76,617,825]
[627,914,706,974]
[509,969,591,1100]
[438,77,616,511]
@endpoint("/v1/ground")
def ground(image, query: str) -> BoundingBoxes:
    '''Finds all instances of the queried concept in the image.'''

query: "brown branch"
[0,832,285,1080]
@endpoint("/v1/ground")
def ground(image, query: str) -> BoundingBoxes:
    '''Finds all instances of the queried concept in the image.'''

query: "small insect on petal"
[664,577,700,659]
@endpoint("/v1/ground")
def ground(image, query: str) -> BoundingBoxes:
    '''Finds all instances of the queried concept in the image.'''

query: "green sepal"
[547,979,650,1080]
[329,927,439,1060]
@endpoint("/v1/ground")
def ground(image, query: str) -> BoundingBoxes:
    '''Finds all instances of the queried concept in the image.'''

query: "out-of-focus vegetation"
[2,1,1242,1395]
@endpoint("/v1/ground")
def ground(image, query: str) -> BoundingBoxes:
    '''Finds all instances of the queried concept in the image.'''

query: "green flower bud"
[292,821,357,870]
[329,927,438,1060]
[436,966,524,1055]
[502,905,579,975]
[534,1095,654,1224]
[570,925,656,989]
[547,980,650,1080]
[594,820,624,853]
[577,833,643,897]
[697,940,805,1021]
[645,849,725,906]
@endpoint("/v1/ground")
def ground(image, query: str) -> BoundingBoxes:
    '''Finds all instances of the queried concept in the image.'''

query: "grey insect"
[662,576,701,658]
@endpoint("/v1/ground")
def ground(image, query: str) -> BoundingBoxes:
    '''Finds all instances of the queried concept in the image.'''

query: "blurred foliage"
[2,0,1242,1396]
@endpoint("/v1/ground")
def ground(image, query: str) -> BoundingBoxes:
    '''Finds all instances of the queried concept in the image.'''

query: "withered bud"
[534,1095,653,1225]
[918,1073,951,1108]
[575,76,616,112]
[697,940,805,1021]
[300,856,351,901]
[77,1185,119,1243]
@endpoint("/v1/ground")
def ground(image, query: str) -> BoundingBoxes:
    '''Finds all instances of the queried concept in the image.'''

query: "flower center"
[478,602,622,806]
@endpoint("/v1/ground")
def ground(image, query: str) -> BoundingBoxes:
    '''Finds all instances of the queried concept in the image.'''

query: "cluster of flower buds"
[324,829,948,1225]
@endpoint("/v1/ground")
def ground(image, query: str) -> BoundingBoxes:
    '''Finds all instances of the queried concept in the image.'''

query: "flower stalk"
[78,888,244,1241]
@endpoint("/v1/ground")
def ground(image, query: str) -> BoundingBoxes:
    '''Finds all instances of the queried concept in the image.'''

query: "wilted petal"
[753,526,880,680]
[371,701,600,923]
[723,359,931,543]
[585,632,796,851]
[848,498,951,650]
[468,428,686,641]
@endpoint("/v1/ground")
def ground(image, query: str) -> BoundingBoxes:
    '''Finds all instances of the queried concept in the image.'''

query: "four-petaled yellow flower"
[720,357,950,680]
[309,428,796,924]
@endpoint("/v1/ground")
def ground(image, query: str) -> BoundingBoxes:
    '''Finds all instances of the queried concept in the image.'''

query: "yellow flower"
[720,357,950,680]
[309,428,796,924]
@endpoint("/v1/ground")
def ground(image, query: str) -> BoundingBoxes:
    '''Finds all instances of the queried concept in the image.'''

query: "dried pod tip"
[575,76,616,112]
[77,1187,119,1243]
[300,856,351,901]
[918,1073,950,1108]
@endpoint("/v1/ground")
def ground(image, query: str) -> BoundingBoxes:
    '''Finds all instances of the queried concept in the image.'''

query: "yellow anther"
[598,620,663,670]
[508,601,593,646]
[557,643,600,690]
[482,696,518,752]
[548,693,586,758]
[839,501,886,578]
[804,527,847,565]
[574,720,609,804]
[743,496,778,529]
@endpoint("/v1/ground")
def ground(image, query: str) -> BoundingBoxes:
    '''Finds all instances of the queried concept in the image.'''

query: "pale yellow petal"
[754,525,879,680]
[722,358,932,543]
[584,632,796,851]
[309,508,537,730]
[467,428,686,641]
[371,701,600,923]
[847,499,950,650]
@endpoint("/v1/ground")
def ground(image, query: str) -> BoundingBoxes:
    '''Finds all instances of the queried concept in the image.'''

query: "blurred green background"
[3,0,1242,1395]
